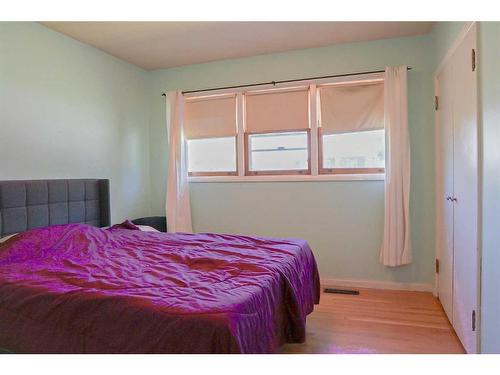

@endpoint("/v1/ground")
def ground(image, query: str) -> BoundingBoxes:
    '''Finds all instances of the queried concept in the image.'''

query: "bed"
[0,179,320,353]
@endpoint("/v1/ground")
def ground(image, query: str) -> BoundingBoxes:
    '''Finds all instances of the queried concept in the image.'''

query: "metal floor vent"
[324,288,359,295]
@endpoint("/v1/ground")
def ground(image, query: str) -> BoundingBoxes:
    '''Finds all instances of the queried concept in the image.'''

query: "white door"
[436,63,455,323]
[451,24,479,354]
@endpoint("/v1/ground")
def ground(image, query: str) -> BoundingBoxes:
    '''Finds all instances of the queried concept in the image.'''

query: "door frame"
[433,21,481,353]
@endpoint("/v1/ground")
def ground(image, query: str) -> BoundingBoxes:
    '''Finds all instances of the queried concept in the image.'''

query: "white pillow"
[137,225,160,233]
[0,233,18,244]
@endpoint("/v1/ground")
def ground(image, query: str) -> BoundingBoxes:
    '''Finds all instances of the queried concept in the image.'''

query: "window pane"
[248,131,309,172]
[322,129,385,169]
[187,137,236,173]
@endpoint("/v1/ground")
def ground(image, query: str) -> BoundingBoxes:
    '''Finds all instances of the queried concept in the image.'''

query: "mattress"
[0,222,320,353]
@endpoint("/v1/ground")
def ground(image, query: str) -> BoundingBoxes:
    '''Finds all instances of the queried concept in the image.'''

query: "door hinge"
[435,259,440,274]
[472,49,476,72]
[472,310,476,331]
[434,96,439,111]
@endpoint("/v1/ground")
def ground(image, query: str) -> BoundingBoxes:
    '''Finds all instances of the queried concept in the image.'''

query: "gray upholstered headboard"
[0,179,110,237]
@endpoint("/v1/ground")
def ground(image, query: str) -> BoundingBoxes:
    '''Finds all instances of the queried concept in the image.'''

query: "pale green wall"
[432,22,466,67]
[0,23,446,287]
[478,22,500,354]
[0,22,151,223]
[149,34,436,284]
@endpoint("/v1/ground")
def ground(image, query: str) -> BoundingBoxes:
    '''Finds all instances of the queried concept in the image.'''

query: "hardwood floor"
[280,287,465,354]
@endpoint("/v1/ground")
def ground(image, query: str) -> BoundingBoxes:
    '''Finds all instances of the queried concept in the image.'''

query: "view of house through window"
[187,137,237,174]
[247,131,309,174]
[321,129,385,171]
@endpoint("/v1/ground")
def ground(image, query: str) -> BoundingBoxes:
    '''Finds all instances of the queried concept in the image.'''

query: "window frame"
[244,129,312,176]
[187,135,239,177]
[317,127,386,175]
[184,72,386,182]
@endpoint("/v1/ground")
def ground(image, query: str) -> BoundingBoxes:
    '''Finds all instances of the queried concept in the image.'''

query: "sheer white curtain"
[380,66,412,266]
[166,91,193,233]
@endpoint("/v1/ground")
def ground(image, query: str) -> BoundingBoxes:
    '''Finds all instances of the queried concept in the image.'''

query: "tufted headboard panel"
[0,179,110,237]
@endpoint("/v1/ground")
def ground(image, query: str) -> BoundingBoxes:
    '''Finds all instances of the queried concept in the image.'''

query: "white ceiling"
[41,22,434,70]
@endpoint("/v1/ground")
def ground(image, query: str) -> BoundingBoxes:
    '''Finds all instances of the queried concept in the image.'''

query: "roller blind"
[184,95,237,139]
[245,88,309,133]
[319,82,384,134]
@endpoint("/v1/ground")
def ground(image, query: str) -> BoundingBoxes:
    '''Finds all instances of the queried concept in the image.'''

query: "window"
[184,94,237,176]
[320,129,385,173]
[187,137,236,174]
[318,82,385,174]
[246,130,310,175]
[244,88,310,175]
[184,75,387,181]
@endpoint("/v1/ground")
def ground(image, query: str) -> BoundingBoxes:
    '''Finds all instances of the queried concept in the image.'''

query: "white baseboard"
[321,277,434,293]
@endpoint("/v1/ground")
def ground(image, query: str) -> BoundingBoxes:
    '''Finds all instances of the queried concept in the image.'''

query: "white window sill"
[188,174,385,183]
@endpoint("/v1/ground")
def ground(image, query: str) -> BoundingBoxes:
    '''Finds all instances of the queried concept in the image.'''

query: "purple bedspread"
[0,223,320,353]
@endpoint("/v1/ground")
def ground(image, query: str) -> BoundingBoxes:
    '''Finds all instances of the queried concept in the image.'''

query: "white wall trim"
[435,22,476,77]
[189,173,384,183]
[434,73,440,299]
[309,84,319,176]
[236,92,245,177]
[321,277,434,293]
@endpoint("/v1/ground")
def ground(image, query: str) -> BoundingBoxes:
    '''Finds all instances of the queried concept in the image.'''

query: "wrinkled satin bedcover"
[0,223,320,353]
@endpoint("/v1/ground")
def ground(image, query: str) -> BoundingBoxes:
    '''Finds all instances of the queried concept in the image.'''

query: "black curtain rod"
[160,67,412,97]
